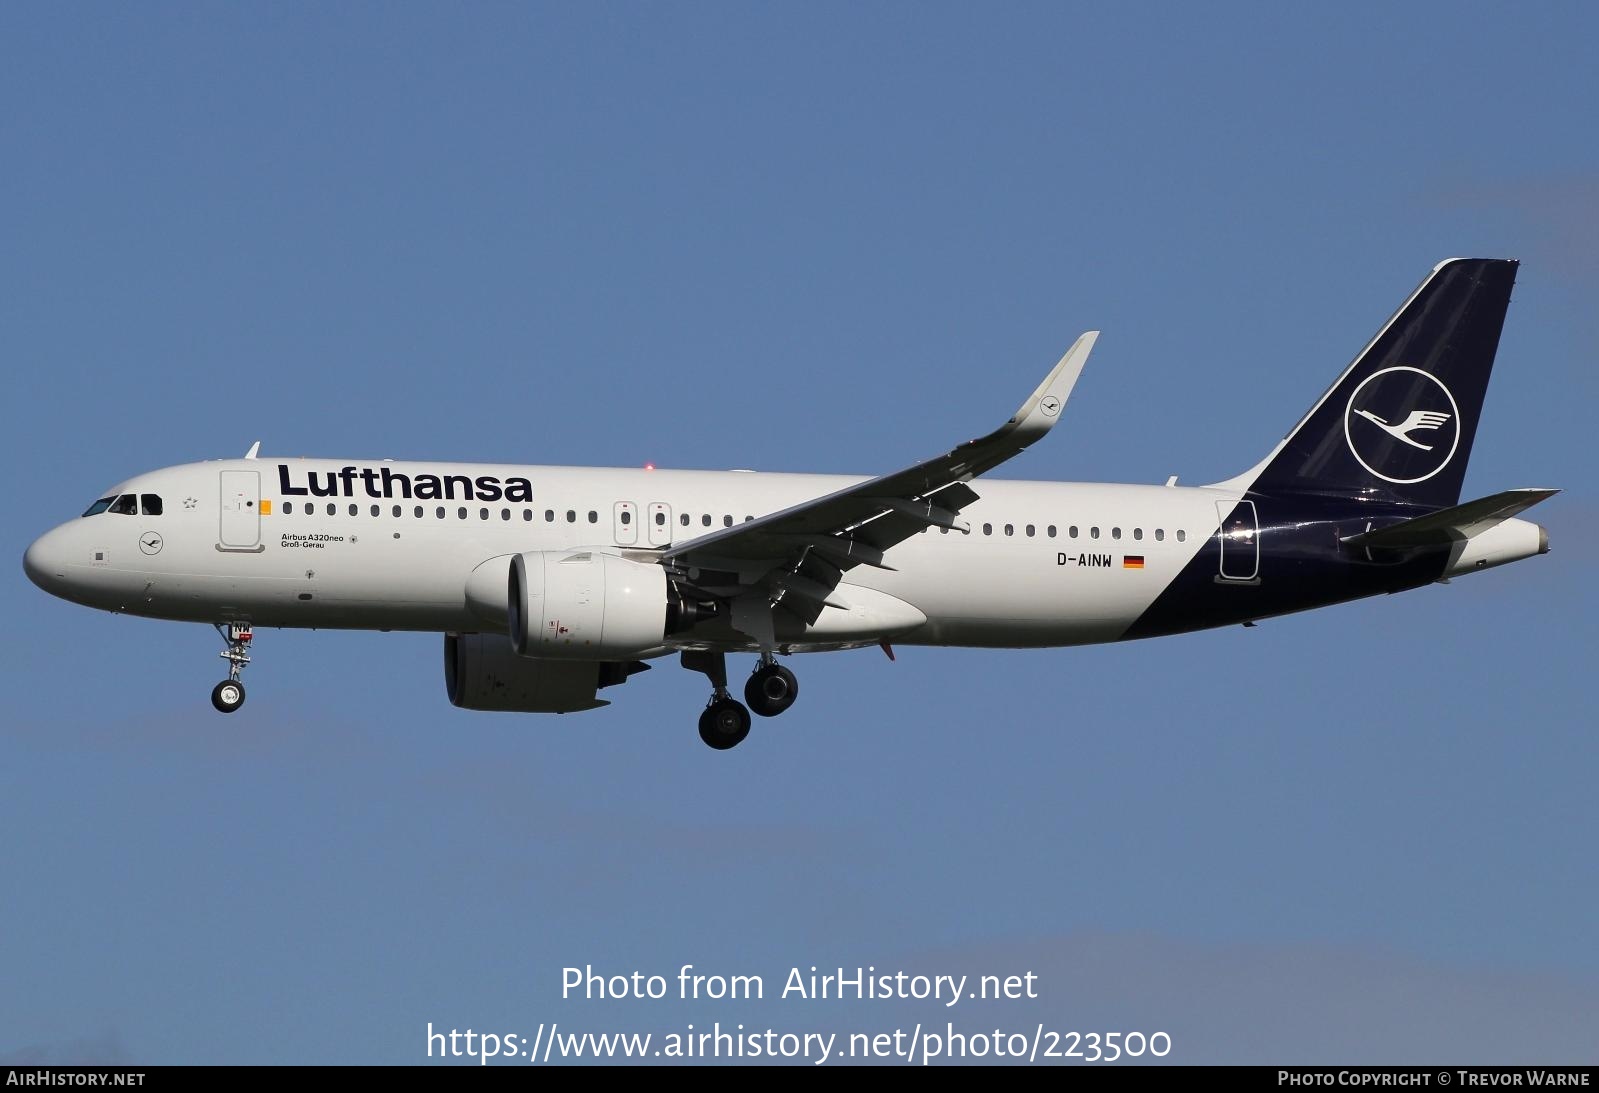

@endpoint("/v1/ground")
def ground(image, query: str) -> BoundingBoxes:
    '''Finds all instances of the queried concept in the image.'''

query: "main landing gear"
[699,697,751,751]
[211,622,252,713]
[682,650,800,750]
[745,654,798,718]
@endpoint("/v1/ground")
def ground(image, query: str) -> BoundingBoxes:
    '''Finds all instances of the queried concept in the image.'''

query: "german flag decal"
[1123,555,1144,569]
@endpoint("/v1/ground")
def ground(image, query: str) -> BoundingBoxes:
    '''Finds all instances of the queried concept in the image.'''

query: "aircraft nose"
[23,525,69,593]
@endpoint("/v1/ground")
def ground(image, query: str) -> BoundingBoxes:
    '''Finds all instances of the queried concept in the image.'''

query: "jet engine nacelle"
[445,632,650,713]
[509,550,707,660]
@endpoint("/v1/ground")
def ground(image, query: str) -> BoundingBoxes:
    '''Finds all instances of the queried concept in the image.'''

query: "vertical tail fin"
[1243,258,1518,508]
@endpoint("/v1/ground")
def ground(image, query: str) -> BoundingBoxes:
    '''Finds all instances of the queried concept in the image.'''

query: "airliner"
[23,258,1555,749]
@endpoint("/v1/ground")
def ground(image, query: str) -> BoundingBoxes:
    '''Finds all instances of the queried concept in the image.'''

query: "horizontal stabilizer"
[1343,488,1558,548]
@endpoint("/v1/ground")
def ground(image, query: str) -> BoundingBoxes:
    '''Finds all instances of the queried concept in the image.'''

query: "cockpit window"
[141,494,163,516]
[82,497,116,517]
[109,495,139,515]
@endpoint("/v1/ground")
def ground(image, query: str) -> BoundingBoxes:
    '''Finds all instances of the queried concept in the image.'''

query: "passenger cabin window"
[1090,527,1100,539]
[1069,526,1078,538]
[1047,525,1057,538]
[620,511,632,525]
[983,523,992,535]
[1155,528,1165,541]
[349,504,358,516]
[141,494,163,516]
[82,497,116,517]
[1176,530,1186,542]
[110,495,138,515]
[1112,527,1121,540]
[655,512,666,526]
[283,502,295,515]
[1133,528,1143,541]
[723,515,733,527]
[680,513,689,526]
[566,510,576,523]
[326,503,336,516]
[588,510,598,524]
[702,514,712,526]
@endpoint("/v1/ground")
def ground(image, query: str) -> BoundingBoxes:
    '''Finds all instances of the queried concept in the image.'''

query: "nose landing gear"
[211,679,245,713]
[211,622,252,713]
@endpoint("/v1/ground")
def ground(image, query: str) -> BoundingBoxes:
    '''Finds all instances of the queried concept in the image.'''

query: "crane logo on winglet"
[1344,366,1461,485]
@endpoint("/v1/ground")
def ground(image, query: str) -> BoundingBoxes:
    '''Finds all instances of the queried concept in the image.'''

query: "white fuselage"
[25,458,1229,651]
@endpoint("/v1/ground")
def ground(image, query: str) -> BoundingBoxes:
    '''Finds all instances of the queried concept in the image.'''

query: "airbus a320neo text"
[25,259,1554,748]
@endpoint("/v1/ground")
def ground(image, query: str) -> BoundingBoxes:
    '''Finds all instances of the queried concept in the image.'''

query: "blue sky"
[3,3,1595,1065]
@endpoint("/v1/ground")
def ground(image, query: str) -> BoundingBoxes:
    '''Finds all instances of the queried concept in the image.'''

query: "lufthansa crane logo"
[1352,408,1452,450]
[1344,366,1460,484]
[139,532,164,556]
[1040,395,1062,417]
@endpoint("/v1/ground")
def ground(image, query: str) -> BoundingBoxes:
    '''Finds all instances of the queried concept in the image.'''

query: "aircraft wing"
[662,332,1097,620]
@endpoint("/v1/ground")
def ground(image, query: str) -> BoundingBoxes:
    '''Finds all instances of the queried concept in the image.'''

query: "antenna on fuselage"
[243,441,261,460]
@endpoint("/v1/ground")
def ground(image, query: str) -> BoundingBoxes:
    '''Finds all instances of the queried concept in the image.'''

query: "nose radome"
[23,527,68,592]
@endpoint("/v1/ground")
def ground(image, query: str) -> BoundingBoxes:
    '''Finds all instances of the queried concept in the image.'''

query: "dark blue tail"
[1246,258,1518,508]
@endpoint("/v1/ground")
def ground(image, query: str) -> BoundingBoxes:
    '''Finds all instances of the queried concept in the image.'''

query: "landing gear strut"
[745,654,798,718]
[211,622,252,713]
[682,650,751,750]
